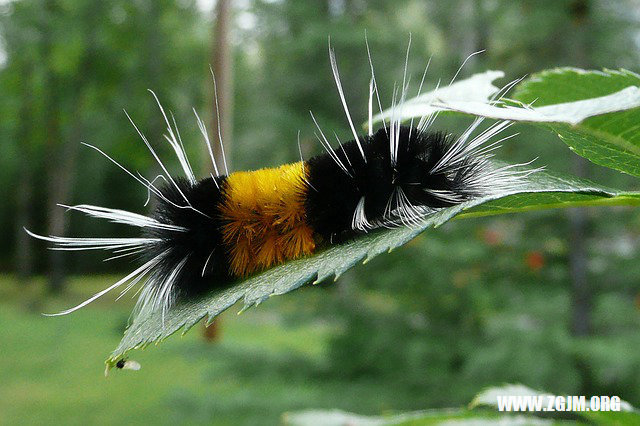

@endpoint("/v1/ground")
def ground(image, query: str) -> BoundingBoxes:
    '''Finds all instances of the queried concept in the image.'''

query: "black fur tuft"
[146,177,234,298]
[305,126,481,242]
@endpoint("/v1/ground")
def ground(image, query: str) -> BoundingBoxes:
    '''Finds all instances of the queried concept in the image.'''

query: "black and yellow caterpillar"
[28,47,528,320]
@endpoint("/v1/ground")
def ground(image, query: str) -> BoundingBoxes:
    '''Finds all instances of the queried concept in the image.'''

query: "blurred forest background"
[1,0,640,424]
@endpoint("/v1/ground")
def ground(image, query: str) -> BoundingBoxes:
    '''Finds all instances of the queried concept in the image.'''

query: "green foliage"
[513,69,640,177]
[0,0,209,269]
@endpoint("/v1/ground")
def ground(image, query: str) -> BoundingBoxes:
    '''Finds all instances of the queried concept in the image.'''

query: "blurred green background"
[1,0,640,424]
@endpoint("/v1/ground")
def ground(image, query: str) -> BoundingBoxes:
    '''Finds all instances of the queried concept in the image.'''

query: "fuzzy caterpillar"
[28,45,535,324]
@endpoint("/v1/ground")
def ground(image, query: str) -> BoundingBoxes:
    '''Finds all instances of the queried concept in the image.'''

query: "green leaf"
[369,70,504,127]
[373,68,640,177]
[106,169,638,368]
[513,68,640,177]
[371,69,640,126]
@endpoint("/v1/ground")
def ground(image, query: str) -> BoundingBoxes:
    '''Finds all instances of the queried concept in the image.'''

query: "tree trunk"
[566,0,595,395]
[42,0,94,292]
[203,0,234,342]
[15,61,35,281]
[568,159,590,336]
[207,0,233,174]
[566,0,592,338]
[45,109,81,293]
[42,0,66,292]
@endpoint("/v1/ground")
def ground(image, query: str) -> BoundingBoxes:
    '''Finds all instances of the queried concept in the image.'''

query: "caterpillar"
[28,45,533,322]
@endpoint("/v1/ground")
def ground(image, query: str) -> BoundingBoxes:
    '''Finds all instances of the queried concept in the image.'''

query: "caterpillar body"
[29,47,532,320]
